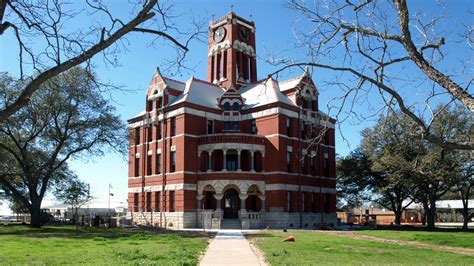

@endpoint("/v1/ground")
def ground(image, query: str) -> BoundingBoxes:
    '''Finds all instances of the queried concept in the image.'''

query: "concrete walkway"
[200,230,263,265]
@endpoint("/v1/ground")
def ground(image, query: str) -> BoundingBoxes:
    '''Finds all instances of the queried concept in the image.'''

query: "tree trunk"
[30,205,42,228]
[394,210,402,226]
[462,209,469,231]
[426,201,437,231]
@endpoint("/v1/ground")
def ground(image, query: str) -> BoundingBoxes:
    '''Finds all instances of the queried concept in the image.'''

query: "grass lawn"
[357,229,474,249]
[250,230,474,265]
[0,225,209,265]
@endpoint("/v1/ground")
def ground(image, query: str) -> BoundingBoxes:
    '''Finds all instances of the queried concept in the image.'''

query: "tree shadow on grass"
[374,225,474,233]
[0,225,215,240]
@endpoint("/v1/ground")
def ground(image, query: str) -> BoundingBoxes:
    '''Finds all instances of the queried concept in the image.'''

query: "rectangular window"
[170,151,176,172]
[301,122,305,139]
[324,157,329,177]
[224,121,231,130]
[135,128,140,145]
[134,157,139,177]
[147,126,153,142]
[312,193,317,212]
[286,117,292,137]
[311,156,317,176]
[156,122,162,140]
[157,97,163,108]
[207,120,214,134]
[287,191,293,212]
[169,191,175,212]
[301,155,306,174]
[146,100,152,112]
[324,130,330,145]
[302,193,306,212]
[156,154,161,174]
[287,151,292,173]
[133,193,139,212]
[232,121,239,130]
[251,119,257,134]
[324,194,331,213]
[146,192,152,212]
[154,192,160,211]
[170,117,176,136]
[146,154,152,175]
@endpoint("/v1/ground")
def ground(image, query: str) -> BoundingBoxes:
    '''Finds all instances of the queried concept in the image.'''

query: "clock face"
[238,26,250,42]
[213,27,226,43]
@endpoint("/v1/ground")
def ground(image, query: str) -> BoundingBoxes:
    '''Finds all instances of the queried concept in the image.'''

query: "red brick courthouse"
[127,12,336,229]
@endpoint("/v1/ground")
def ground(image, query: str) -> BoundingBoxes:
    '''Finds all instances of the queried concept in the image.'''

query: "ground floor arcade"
[128,179,337,229]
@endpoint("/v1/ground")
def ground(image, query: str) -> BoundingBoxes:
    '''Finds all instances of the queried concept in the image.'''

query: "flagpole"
[108,183,111,217]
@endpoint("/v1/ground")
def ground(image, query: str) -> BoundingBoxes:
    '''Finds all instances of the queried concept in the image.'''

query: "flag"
[109,183,113,189]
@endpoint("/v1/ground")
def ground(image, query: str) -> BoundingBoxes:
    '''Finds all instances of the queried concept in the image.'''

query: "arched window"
[232,102,239,111]
[223,102,230,111]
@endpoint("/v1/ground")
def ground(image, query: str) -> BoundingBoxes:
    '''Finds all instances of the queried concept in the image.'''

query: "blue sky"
[1,0,472,202]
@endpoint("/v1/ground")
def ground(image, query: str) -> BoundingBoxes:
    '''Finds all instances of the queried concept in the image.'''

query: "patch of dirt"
[244,233,271,266]
[319,231,474,256]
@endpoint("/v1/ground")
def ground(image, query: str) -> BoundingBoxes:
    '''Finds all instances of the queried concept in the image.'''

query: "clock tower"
[207,12,257,89]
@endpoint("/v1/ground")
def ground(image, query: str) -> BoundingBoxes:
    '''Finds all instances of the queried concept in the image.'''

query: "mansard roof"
[169,77,224,109]
[136,70,322,117]
[239,77,295,109]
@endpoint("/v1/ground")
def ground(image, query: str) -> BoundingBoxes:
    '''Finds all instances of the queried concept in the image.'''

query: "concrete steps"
[220,218,241,229]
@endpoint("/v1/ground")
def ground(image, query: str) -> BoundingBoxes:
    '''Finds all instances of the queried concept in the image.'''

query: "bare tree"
[268,0,473,150]
[0,0,204,120]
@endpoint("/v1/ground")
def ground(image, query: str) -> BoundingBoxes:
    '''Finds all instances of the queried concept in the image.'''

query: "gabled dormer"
[218,84,245,113]
[217,84,245,131]
[145,68,185,111]
[279,71,319,112]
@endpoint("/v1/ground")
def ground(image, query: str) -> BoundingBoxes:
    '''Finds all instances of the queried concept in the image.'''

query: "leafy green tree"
[409,106,472,230]
[360,113,419,225]
[336,150,375,210]
[0,68,126,227]
[55,178,91,232]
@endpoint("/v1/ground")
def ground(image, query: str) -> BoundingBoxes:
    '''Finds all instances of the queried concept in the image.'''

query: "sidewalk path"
[200,230,264,265]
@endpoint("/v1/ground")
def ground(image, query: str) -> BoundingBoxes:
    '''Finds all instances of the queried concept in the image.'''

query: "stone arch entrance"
[246,185,262,212]
[222,186,240,219]
[202,185,216,210]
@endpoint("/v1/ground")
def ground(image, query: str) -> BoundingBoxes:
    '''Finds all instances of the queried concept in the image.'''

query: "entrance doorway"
[223,188,240,218]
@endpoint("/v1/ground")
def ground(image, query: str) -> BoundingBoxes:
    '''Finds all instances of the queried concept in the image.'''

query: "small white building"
[0,199,13,219]
[43,198,128,223]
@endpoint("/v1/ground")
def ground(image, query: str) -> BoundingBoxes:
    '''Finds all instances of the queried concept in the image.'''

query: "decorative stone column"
[258,195,266,212]
[213,193,223,218]
[207,150,213,172]
[197,151,201,173]
[250,151,255,172]
[259,194,266,228]
[196,194,204,210]
[237,149,242,171]
[239,193,249,229]
[222,149,227,171]
[239,193,249,218]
